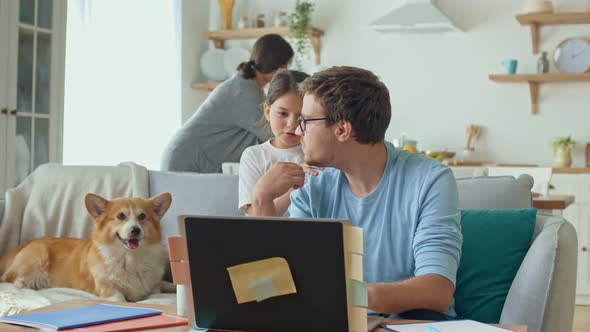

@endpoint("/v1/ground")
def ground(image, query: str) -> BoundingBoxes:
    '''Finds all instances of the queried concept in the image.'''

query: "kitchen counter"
[533,195,575,210]
[445,161,590,174]
[552,167,590,174]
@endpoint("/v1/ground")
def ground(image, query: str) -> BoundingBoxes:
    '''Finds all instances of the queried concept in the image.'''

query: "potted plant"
[289,0,315,70]
[551,135,576,167]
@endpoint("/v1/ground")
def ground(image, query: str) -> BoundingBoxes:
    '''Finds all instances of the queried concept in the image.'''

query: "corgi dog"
[0,192,172,302]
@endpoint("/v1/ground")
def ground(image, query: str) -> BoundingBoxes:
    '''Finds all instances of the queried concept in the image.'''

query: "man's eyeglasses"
[298,115,328,132]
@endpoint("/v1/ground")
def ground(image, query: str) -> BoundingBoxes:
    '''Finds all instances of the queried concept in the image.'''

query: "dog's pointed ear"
[151,192,172,218]
[85,193,109,220]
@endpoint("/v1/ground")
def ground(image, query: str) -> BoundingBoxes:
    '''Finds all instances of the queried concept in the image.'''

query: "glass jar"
[274,11,288,27]
[237,16,248,29]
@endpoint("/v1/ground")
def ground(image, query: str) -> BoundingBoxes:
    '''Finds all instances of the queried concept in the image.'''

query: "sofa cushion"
[455,208,537,323]
[456,175,533,210]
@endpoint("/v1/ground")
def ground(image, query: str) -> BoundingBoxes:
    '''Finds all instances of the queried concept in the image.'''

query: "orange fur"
[0,192,172,302]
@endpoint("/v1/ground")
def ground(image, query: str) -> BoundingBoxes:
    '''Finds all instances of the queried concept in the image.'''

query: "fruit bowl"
[420,150,456,161]
[438,150,456,159]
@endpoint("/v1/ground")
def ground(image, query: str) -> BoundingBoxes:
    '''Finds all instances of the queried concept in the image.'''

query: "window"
[63,0,181,169]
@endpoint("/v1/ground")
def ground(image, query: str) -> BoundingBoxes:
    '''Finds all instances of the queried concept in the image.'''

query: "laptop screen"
[183,216,350,331]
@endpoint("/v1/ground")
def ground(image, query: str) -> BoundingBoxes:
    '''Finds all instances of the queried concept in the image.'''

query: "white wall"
[191,0,590,166]
[181,1,210,122]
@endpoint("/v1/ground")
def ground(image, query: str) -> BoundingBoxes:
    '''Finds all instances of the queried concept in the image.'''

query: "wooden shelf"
[489,73,590,114]
[202,26,324,64]
[194,26,325,93]
[490,73,590,82]
[191,82,220,92]
[516,12,590,53]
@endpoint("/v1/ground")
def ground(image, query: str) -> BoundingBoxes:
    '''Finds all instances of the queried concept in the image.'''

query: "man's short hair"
[299,66,391,144]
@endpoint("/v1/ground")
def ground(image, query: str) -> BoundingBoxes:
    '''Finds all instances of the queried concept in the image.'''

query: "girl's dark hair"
[265,70,309,105]
[258,70,309,129]
[237,34,294,79]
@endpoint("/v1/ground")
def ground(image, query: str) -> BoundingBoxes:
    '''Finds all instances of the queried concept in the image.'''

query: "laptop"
[177,215,376,332]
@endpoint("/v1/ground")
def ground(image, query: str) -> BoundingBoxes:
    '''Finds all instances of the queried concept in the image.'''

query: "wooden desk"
[533,194,575,210]
[0,300,527,332]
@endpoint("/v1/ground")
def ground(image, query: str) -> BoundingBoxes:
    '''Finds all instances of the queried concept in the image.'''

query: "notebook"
[61,314,188,332]
[381,320,512,332]
[0,304,161,331]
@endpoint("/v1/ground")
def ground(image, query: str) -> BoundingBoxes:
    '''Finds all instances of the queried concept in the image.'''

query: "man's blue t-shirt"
[288,142,462,315]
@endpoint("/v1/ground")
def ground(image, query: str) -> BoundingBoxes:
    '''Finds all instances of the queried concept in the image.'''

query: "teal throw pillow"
[454,208,537,323]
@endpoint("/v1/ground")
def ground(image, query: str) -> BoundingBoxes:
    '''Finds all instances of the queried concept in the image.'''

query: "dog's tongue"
[128,239,140,249]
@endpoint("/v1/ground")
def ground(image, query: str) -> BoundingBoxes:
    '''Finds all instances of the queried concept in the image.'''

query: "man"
[250,66,462,317]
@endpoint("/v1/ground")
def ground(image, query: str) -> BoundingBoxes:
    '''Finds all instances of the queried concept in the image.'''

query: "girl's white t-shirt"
[238,139,304,212]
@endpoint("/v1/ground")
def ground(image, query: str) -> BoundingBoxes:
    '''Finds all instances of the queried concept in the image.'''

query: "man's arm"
[369,166,462,314]
[368,274,454,314]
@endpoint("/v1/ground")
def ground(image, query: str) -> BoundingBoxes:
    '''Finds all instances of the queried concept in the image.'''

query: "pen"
[427,326,442,332]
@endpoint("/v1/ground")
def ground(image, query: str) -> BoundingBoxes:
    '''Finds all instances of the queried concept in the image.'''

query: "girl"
[161,34,294,173]
[238,70,318,216]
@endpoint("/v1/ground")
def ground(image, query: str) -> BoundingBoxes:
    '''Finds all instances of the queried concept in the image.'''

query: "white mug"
[521,0,554,14]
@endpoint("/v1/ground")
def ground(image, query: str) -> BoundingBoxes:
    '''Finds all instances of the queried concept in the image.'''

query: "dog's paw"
[14,279,27,289]
[105,291,127,302]
[160,281,176,293]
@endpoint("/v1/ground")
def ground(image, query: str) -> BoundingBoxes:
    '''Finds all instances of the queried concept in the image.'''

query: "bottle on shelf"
[254,13,265,28]
[237,16,248,29]
[273,11,288,27]
[537,51,549,74]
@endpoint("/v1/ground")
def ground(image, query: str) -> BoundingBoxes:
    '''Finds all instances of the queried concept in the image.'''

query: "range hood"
[370,0,461,34]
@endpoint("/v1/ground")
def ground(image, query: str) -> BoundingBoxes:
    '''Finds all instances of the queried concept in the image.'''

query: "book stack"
[0,304,188,331]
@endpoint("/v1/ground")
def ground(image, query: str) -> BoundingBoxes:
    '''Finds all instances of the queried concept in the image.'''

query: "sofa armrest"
[500,214,577,332]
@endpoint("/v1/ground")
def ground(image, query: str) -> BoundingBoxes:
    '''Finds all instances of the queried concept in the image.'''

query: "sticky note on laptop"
[227,257,297,304]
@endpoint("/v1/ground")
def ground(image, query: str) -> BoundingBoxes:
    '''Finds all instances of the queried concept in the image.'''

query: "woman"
[161,34,294,173]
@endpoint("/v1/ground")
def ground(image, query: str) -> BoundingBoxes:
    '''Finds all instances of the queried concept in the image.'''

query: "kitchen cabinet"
[0,0,66,198]
[550,173,590,304]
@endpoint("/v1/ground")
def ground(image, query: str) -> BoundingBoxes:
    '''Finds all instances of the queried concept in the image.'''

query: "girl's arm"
[246,162,324,217]
[250,163,305,217]
[245,190,291,217]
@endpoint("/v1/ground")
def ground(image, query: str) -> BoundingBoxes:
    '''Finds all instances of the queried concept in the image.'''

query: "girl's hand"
[299,163,324,176]
[252,162,305,202]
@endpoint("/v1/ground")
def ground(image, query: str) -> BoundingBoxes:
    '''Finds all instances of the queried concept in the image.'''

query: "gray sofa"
[456,175,577,332]
[0,171,577,332]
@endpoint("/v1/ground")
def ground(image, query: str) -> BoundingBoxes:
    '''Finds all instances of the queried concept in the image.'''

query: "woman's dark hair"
[258,69,309,129]
[237,34,294,79]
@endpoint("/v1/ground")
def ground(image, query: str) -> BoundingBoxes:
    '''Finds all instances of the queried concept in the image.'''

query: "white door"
[577,205,590,300]
[0,0,10,196]
[3,0,66,194]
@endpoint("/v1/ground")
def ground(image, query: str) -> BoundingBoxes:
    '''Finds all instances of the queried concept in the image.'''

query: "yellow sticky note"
[346,253,363,281]
[343,226,363,255]
[348,305,368,332]
[227,257,297,304]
